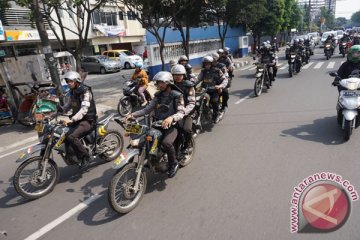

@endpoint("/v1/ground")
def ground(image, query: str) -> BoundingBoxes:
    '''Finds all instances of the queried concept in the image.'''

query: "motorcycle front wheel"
[289,64,293,78]
[99,130,124,162]
[344,119,353,141]
[108,162,147,214]
[13,156,59,200]
[254,76,264,97]
[117,97,133,117]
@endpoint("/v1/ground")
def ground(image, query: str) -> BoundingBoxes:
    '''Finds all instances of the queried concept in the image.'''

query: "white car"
[103,50,143,69]
[320,31,338,48]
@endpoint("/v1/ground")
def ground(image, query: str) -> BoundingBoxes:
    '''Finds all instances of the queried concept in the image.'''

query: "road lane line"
[314,62,324,69]
[235,92,253,105]
[0,143,37,160]
[280,64,288,70]
[0,136,38,153]
[241,65,255,70]
[24,194,102,240]
[248,66,257,71]
[302,62,314,69]
[327,61,335,69]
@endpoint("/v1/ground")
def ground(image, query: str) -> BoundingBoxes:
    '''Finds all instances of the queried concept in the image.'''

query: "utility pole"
[308,0,311,32]
[30,0,63,101]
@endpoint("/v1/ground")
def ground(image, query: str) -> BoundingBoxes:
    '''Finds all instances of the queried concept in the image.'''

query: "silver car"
[81,56,121,74]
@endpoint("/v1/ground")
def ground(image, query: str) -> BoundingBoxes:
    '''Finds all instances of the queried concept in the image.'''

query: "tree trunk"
[31,0,63,99]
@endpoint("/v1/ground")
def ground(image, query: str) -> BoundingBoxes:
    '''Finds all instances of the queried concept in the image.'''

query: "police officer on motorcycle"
[127,71,185,178]
[212,53,230,112]
[178,55,193,80]
[195,56,228,123]
[61,71,97,168]
[171,64,196,149]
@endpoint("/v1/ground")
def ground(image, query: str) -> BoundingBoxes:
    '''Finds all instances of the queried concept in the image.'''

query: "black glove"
[332,81,339,86]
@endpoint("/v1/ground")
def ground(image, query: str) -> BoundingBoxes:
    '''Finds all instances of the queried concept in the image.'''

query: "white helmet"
[217,49,224,54]
[178,55,188,62]
[202,56,214,63]
[63,71,81,82]
[224,47,230,53]
[153,71,174,84]
[212,53,220,61]
[171,64,186,75]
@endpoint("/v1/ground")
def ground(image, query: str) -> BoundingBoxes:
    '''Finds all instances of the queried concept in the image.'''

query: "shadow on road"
[281,116,344,145]
[0,178,30,208]
[76,169,169,225]
[0,124,34,135]
[229,89,253,100]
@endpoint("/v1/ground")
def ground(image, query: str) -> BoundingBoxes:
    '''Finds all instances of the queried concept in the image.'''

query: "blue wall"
[146,24,247,77]
[146,25,245,46]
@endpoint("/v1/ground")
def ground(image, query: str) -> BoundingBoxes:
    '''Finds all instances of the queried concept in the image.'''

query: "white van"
[320,31,338,48]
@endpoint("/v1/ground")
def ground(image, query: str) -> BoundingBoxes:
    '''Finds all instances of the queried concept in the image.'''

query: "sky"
[335,0,360,19]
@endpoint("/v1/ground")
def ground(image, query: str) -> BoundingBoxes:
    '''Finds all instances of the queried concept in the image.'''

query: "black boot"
[168,162,179,178]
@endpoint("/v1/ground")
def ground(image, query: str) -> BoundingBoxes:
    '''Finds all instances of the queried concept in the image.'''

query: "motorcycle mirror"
[329,72,338,77]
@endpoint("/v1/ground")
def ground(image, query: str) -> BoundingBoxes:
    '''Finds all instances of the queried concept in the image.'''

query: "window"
[119,11,124,20]
[108,52,115,57]
[127,11,137,20]
[92,11,118,26]
[115,52,120,57]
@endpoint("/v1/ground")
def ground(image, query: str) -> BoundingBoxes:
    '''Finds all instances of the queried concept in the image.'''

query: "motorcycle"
[109,116,195,214]
[13,113,124,199]
[330,71,360,141]
[339,41,350,58]
[324,43,333,60]
[117,76,152,117]
[254,62,273,96]
[288,52,301,78]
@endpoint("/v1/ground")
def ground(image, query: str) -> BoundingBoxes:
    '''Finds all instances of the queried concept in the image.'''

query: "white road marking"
[235,92,253,105]
[280,64,288,70]
[327,62,335,69]
[248,66,257,71]
[24,194,102,240]
[302,62,314,69]
[241,65,255,70]
[314,62,324,69]
[0,143,37,160]
[0,136,38,153]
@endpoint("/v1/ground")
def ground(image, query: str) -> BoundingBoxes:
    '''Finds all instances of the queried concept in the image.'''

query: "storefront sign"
[5,29,56,41]
[94,25,126,37]
[0,20,5,41]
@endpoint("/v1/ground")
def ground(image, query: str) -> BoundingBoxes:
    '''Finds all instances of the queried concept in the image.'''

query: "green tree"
[40,0,109,70]
[169,0,204,58]
[117,0,173,70]
[231,0,267,51]
[351,11,360,25]
[335,17,348,28]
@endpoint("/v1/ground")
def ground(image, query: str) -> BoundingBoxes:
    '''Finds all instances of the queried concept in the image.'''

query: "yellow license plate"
[55,135,66,148]
[34,124,44,132]
[125,124,143,134]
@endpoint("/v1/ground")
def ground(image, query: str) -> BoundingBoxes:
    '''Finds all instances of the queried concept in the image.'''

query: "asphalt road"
[0,48,359,240]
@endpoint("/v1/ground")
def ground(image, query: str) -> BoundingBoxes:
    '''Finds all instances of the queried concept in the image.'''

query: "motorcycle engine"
[152,153,169,173]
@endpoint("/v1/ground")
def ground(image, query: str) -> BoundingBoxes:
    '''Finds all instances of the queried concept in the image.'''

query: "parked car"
[103,50,143,69]
[308,32,320,45]
[81,56,121,74]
